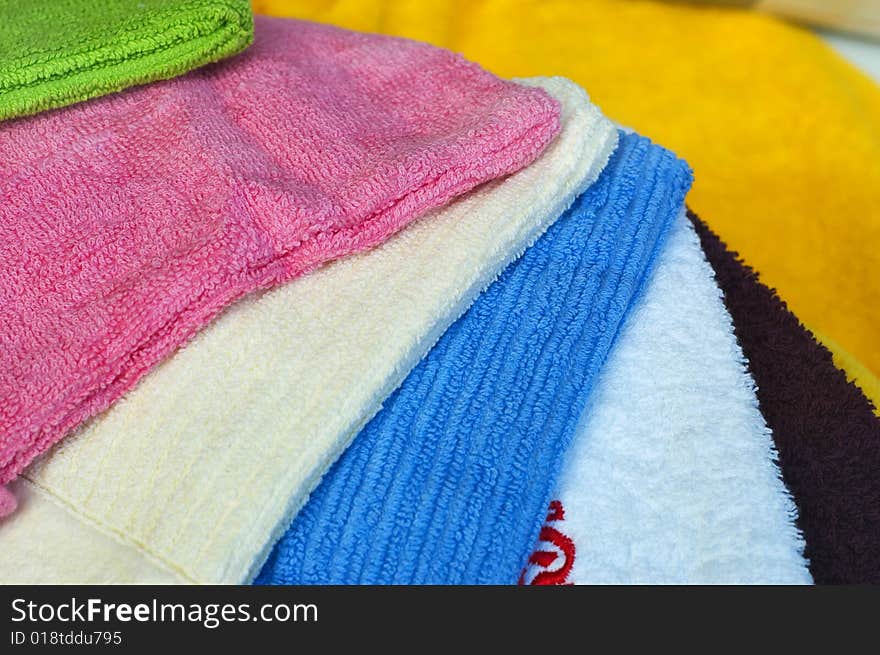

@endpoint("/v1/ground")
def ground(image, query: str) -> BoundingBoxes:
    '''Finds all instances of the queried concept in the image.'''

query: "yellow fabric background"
[253,0,880,406]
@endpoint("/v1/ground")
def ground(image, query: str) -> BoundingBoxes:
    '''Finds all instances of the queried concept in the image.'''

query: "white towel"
[520,213,812,585]
[0,77,617,584]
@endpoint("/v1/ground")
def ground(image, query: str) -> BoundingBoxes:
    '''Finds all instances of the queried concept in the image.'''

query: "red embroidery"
[546,500,564,522]
[519,500,576,585]
[528,549,558,569]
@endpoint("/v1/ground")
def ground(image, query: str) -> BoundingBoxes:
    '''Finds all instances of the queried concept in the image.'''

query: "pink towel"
[0,15,560,513]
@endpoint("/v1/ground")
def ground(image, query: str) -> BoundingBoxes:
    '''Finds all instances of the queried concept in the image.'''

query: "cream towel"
[0,77,617,584]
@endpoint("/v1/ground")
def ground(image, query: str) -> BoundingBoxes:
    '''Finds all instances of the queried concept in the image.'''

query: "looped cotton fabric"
[520,212,811,585]
[254,0,880,417]
[0,77,613,584]
[0,15,561,508]
[256,130,693,585]
[0,0,254,120]
[691,212,880,585]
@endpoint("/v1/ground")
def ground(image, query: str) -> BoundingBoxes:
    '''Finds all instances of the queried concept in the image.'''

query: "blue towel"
[256,131,693,584]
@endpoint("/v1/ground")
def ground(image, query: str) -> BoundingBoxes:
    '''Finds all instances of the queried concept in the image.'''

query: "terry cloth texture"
[519,212,811,586]
[807,329,880,418]
[0,77,616,584]
[0,0,254,120]
[254,0,880,409]
[691,211,880,585]
[0,15,562,509]
[256,130,692,585]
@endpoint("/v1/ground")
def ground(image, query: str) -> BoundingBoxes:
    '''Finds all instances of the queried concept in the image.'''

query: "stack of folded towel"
[0,0,877,585]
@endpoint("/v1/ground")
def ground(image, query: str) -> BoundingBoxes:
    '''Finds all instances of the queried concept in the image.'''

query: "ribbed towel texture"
[520,212,811,585]
[0,77,615,583]
[0,15,562,509]
[256,130,692,585]
[0,0,254,120]
[691,212,880,584]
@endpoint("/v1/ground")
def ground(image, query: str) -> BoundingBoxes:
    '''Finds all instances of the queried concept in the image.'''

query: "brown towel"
[691,210,880,584]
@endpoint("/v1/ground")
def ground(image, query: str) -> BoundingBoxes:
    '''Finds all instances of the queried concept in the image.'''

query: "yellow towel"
[253,0,880,407]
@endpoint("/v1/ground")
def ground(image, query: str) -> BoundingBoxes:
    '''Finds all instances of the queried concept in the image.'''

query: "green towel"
[0,0,253,121]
